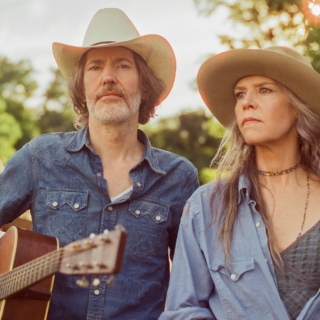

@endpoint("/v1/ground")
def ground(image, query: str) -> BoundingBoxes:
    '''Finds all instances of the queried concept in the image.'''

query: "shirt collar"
[64,127,166,176]
[64,127,88,152]
[238,174,251,204]
[137,129,166,176]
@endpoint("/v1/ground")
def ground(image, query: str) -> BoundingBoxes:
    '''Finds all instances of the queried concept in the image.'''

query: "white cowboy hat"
[53,8,176,102]
[197,46,320,127]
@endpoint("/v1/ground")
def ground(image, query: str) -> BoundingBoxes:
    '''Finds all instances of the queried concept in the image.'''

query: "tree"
[141,110,225,184]
[37,68,75,134]
[194,0,320,71]
[0,58,38,163]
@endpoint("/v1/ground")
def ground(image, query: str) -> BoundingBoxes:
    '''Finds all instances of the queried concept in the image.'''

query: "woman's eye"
[89,66,100,71]
[261,88,271,93]
[235,92,245,99]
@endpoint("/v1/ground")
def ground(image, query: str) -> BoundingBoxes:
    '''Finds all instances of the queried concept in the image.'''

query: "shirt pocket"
[210,258,269,319]
[126,199,170,259]
[45,189,89,246]
[47,189,88,212]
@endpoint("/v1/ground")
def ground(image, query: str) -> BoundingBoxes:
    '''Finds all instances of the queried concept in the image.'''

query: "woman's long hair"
[211,82,320,270]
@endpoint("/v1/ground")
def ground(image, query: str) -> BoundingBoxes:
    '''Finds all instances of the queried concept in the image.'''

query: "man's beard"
[86,84,141,125]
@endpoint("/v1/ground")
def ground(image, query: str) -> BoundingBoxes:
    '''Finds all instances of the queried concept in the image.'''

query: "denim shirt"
[160,176,320,320]
[0,127,199,320]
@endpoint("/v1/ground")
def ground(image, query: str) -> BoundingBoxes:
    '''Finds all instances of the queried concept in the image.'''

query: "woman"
[159,47,320,320]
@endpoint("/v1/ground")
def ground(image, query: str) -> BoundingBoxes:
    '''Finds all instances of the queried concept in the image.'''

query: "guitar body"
[0,227,58,320]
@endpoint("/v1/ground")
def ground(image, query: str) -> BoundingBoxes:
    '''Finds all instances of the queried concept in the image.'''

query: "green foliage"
[38,68,75,134]
[0,58,38,163]
[141,110,225,184]
[0,110,22,164]
[194,0,320,72]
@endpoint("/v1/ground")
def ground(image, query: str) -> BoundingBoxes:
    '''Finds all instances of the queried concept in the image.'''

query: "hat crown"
[82,8,140,47]
[265,46,312,69]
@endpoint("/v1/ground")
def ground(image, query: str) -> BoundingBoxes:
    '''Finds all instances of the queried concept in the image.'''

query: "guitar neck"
[0,249,61,300]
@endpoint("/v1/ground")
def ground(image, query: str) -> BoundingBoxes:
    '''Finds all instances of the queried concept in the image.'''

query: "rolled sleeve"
[160,203,215,320]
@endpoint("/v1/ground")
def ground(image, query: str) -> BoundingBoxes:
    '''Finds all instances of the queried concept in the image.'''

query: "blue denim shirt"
[160,176,320,320]
[0,127,199,320]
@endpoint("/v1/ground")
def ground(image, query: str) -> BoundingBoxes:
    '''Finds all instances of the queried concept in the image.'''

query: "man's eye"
[118,64,129,69]
[89,66,100,71]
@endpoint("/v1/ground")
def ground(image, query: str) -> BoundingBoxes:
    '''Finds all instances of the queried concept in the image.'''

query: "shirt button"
[136,182,142,187]
[230,274,236,280]
[135,210,141,215]
[52,201,58,207]
[97,173,101,177]
[256,222,261,228]
[94,289,100,296]
[73,203,79,209]
[156,216,161,221]
[108,206,113,211]
[265,258,268,262]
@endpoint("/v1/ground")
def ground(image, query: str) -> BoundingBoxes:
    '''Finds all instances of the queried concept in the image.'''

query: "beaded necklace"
[258,162,309,239]
[258,163,301,176]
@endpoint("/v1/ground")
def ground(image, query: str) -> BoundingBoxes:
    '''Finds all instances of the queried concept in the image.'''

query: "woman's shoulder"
[188,179,226,203]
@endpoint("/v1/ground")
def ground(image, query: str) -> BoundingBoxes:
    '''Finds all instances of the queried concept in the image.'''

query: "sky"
[0,0,231,121]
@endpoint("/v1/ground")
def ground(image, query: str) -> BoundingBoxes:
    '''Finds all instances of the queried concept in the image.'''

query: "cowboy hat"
[197,46,320,127]
[53,8,176,102]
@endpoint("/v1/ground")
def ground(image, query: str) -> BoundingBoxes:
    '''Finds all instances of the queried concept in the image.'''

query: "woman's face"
[234,75,298,146]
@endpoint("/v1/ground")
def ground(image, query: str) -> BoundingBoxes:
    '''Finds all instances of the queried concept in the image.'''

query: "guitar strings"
[0,247,83,300]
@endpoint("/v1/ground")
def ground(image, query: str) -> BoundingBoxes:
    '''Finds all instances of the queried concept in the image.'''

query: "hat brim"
[53,34,176,103]
[197,49,320,127]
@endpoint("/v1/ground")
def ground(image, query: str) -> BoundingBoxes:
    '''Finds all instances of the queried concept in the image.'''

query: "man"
[0,8,199,320]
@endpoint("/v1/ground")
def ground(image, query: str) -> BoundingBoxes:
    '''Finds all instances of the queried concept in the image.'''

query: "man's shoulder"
[151,147,198,181]
[30,131,80,164]
[31,131,78,146]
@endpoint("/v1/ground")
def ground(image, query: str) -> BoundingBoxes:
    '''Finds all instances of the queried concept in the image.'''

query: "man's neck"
[88,116,144,165]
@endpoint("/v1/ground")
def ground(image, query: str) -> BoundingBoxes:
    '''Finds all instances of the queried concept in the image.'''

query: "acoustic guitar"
[0,225,126,320]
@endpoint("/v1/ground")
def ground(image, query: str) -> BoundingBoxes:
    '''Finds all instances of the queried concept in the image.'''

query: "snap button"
[135,210,141,215]
[73,203,79,209]
[108,206,113,211]
[97,173,101,177]
[94,289,100,296]
[256,222,261,228]
[92,278,100,286]
[230,274,236,280]
[156,215,161,221]
[136,182,142,187]
[52,201,58,207]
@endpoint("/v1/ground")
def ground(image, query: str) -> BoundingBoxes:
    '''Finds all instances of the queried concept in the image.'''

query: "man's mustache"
[94,85,126,102]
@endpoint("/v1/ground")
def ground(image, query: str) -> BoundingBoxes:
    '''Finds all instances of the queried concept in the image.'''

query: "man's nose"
[101,66,117,85]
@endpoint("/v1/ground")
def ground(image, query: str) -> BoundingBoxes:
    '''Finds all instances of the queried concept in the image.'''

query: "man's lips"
[98,92,122,99]
[242,117,261,126]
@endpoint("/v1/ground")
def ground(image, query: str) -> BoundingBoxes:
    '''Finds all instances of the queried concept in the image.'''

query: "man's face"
[83,46,141,125]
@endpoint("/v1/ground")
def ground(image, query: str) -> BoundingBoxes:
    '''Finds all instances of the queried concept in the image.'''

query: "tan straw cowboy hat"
[53,8,176,102]
[197,46,320,127]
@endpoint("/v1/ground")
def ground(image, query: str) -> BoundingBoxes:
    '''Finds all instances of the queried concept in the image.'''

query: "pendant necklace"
[258,162,309,239]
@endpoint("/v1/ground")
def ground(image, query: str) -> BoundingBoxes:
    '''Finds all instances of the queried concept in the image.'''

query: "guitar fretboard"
[0,250,61,300]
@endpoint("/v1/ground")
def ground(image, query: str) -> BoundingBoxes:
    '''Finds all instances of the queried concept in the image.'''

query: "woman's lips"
[242,117,261,126]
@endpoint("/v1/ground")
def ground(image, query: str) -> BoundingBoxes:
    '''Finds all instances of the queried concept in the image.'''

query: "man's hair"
[68,48,167,129]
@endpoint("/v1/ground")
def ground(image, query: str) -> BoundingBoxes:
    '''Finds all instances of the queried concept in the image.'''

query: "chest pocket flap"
[210,258,255,282]
[129,199,170,223]
[47,189,88,212]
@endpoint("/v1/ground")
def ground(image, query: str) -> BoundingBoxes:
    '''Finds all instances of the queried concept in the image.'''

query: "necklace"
[258,162,301,176]
[297,171,309,239]
[258,163,309,240]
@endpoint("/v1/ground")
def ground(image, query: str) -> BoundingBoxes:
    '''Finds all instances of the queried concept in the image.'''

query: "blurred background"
[1,0,320,190]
